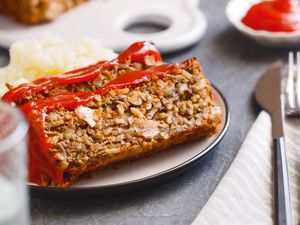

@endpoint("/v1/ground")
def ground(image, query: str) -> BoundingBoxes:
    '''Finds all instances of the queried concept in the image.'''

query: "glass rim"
[0,101,28,154]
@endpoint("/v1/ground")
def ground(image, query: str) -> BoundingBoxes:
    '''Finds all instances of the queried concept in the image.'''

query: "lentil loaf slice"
[27,57,222,187]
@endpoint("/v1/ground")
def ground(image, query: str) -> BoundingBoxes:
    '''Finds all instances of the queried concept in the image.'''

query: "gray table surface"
[0,0,299,224]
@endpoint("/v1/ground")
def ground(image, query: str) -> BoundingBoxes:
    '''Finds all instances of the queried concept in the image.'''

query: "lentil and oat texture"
[2,42,222,187]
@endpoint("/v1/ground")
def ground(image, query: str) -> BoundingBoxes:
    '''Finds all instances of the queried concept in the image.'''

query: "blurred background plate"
[0,0,207,53]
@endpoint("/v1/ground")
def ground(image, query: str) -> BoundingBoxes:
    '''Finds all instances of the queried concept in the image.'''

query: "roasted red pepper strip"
[2,41,162,105]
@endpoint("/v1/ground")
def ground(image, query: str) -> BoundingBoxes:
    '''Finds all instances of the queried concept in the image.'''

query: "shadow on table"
[213,27,300,63]
[212,27,297,118]
[0,47,9,67]
[30,147,224,220]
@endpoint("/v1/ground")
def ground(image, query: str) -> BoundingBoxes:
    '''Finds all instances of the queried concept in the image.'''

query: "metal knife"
[255,61,293,225]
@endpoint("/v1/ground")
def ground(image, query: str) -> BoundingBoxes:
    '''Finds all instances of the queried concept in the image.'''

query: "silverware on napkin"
[255,61,293,225]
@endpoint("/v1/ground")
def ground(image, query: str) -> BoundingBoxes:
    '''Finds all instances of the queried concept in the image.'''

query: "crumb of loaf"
[43,58,222,187]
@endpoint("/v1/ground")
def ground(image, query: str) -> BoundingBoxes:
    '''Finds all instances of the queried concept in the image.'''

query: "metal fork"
[285,52,300,116]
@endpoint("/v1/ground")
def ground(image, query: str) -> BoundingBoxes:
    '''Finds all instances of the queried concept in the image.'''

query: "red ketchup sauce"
[21,63,179,185]
[2,41,162,105]
[242,0,300,32]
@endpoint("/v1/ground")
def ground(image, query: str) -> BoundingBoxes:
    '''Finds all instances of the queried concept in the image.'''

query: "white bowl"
[226,0,300,47]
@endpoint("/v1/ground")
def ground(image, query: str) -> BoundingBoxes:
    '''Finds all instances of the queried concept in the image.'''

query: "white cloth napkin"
[192,111,300,225]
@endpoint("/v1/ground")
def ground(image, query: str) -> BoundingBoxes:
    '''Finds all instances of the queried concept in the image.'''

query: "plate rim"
[29,84,230,196]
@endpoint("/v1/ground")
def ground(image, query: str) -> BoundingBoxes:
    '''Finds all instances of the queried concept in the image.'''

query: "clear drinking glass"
[0,101,29,225]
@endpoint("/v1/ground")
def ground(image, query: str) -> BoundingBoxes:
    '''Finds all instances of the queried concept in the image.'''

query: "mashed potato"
[0,33,117,95]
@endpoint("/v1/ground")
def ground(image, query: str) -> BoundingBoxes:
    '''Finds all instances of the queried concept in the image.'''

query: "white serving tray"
[0,0,207,53]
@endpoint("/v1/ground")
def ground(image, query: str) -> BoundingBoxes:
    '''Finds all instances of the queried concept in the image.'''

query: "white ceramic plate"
[30,85,230,199]
[226,0,300,47]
